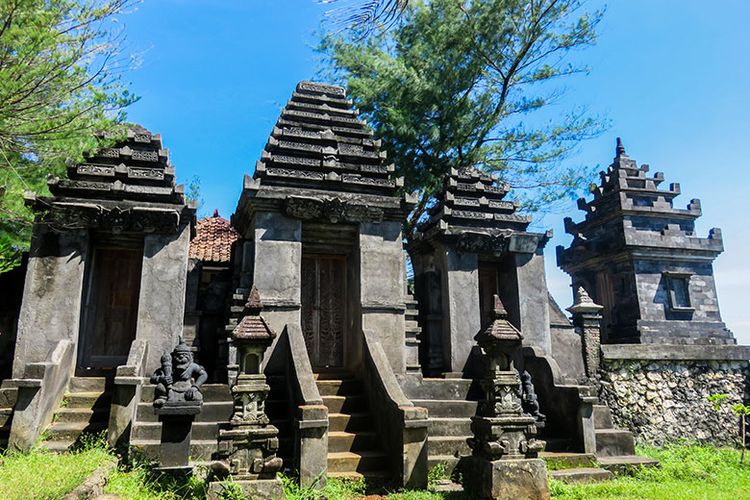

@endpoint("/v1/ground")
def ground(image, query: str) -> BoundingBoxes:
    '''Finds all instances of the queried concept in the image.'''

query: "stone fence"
[598,344,750,446]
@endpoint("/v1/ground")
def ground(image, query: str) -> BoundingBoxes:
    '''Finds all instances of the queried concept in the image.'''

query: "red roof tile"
[189,210,239,263]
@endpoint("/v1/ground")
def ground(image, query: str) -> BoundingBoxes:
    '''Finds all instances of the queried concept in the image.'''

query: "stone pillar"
[136,226,191,372]
[12,228,88,379]
[441,248,480,375]
[514,252,552,355]
[568,287,604,382]
[464,295,549,500]
[252,212,301,336]
[359,221,406,374]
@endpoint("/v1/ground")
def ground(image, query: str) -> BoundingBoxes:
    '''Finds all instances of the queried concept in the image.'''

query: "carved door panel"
[301,255,346,369]
[479,263,499,329]
[78,246,143,373]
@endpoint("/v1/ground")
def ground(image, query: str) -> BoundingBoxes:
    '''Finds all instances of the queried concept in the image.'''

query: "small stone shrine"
[464,295,549,500]
[150,339,207,472]
[558,138,731,344]
[409,167,552,376]
[209,286,284,500]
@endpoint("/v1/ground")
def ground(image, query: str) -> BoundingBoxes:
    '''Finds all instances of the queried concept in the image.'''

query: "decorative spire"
[213,208,220,217]
[615,137,626,157]
[232,286,276,342]
[475,294,523,344]
[567,286,603,315]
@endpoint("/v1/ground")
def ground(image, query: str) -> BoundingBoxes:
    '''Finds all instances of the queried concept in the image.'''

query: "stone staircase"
[316,371,389,481]
[592,404,658,468]
[129,383,233,462]
[0,381,18,450]
[404,296,421,374]
[42,377,111,452]
[405,377,480,477]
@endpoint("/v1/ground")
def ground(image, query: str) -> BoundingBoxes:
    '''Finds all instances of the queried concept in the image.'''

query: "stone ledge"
[601,344,750,361]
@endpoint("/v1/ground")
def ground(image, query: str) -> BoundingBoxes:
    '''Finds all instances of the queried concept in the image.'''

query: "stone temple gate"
[0,82,747,496]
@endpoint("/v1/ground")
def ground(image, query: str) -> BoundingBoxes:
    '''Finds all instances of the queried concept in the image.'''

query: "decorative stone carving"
[151,339,208,408]
[463,295,550,500]
[210,287,284,499]
[455,233,507,255]
[284,195,383,224]
[39,205,182,233]
[521,370,546,429]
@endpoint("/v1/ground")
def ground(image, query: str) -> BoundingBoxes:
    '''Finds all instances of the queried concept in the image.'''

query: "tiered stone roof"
[232,286,276,343]
[475,295,523,345]
[234,81,414,231]
[410,167,545,255]
[254,81,400,195]
[189,210,239,263]
[50,124,184,205]
[27,124,195,234]
[559,138,723,266]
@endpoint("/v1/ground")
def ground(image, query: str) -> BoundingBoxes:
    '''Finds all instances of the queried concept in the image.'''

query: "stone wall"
[600,355,750,445]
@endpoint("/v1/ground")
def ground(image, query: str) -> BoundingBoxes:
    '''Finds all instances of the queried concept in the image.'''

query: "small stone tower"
[557,138,732,344]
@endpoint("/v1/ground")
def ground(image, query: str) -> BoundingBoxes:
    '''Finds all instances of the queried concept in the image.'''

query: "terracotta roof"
[189,209,239,263]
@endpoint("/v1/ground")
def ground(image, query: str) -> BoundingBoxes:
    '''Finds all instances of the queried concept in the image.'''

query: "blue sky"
[122,0,750,343]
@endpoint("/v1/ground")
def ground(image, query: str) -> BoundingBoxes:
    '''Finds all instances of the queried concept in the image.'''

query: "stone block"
[207,478,285,500]
[463,457,550,500]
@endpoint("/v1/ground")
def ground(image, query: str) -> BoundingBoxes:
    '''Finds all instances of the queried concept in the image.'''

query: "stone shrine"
[0,84,747,498]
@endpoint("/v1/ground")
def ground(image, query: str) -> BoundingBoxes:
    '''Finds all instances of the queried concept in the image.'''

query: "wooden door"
[479,263,499,329]
[301,255,346,369]
[78,246,142,372]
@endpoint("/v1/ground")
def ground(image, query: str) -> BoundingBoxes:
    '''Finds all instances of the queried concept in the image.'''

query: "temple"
[0,84,747,495]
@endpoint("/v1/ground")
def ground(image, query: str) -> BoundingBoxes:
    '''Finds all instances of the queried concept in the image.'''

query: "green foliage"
[0,0,137,268]
[427,462,449,487]
[281,473,366,499]
[708,393,730,412]
[320,0,605,234]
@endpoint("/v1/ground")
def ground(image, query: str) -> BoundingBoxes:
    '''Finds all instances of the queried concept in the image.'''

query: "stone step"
[321,395,366,414]
[0,387,18,409]
[45,422,107,442]
[313,371,353,381]
[69,377,109,393]
[597,455,660,473]
[328,412,372,433]
[402,378,475,400]
[593,405,613,429]
[130,439,218,462]
[540,452,597,469]
[135,401,233,423]
[405,320,419,330]
[54,407,109,425]
[131,422,220,442]
[41,440,76,453]
[327,451,388,473]
[429,417,472,436]
[412,399,477,418]
[428,455,461,477]
[0,409,12,428]
[550,467,614,484]
[140,384,232,402]
[328,471,391,482]
[328,431,379,453]
[63,392,110,409]
[595,429,636,457]
[427,435,471,456]
[315,379,362,397]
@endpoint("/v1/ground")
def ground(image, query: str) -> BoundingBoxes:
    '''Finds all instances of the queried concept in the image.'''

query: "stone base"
[207,478,285,500]
[463,457,550,500]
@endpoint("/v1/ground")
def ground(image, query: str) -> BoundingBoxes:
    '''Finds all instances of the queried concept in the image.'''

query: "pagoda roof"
[250,81,403,196]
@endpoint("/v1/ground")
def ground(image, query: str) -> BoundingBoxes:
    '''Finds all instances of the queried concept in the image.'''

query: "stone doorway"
[301,255,346,369]
[77,245,143,374]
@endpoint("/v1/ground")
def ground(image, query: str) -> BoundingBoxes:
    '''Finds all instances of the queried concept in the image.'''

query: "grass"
[0,442,113,499]
[550,444,750,500]
[1,440,748,499]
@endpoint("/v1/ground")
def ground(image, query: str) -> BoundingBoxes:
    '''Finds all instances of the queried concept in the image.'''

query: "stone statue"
[521,370,546,428]
[151,339,208,407]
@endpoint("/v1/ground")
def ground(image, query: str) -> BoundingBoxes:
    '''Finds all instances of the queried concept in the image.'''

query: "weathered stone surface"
[599,357,750,445]
[207,478,285,500]
[464,457,550,500]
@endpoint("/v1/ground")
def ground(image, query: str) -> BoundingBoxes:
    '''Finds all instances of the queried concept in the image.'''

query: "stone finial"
[474,294,523,345]
[616,137,626,157]
[232,286,275,343]
[567,286,603,315]
[213,208,220,217]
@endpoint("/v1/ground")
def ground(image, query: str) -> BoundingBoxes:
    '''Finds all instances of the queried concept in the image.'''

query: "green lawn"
[0,442,748,499]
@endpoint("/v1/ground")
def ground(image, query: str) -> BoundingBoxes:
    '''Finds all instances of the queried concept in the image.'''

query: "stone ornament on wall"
[39,204,182,234]
[284,195,384,224]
